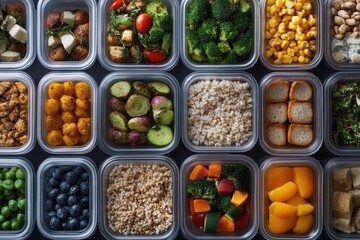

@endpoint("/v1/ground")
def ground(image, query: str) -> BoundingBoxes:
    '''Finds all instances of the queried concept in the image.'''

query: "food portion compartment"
[98,0,179,71]
[98,155,179,240]
[37,72,98,154]
[37,0,97,70]
[180,0,259,70]
[182,72,258,152]
[180,154,259,240]
[36,157,97,240]
[259,0,323,70]
[259,72,323,155]
[98,71,180,155]
[259,157,323,239]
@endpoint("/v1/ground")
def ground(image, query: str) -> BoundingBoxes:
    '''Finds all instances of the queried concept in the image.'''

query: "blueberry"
[48,189,60,200]
[47,211,56,222]
[79,196,89,208]
[80,172,89,181]
[45,184,52,193]
[69,185,80,196]
[67,216,74,221]
[69,204,82,217]
[56,193,68,206]
[79,219,88,230]
[81,208,89,220]
[80,181,89,195]
[64,206,71,213]
[45,199,55,211]
[55,204,61,211]
[49,216,61,230]
[67,218,80,230]
[73,166,85,175]
[48,178,60,187]
[60,181,71,193]
[56,208,68,220]
[68,195,78,206]
[47,168,56,178]
[65,172,77,184]
[61,166,73,173]
[52,168,63,180]
[61,221,68,230]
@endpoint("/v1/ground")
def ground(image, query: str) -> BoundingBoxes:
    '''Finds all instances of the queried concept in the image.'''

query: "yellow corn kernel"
[296,10,304,18]
[277,51,285,59]
[309,44,316,51]
[298,41,309,49]
[269,19,279,28]
[282,55,293,63]
[269,5,279,14]
[293,46,299,52]
[303,2,312,11]
[288,31,295,39]
[266,44,271,50]
[304,48,311,57]
[279,8,287,16]
[288,22,296,30]
[274,59,282,64]
[266,31,273,39]
[306,31,316,38]
[309,40,315,45]
[298,55,306,63]
[310,26,316,32]
[287,8,295,15]
[299,50,305,56]
[281,40,290,49]
[293,56,298,62]
[302,18,309,28]
[278,23,286,33]
[296,25,304,35]
[294,2,303,10]
[285,0,295,8]
[287,48,296,56]
[305,57,310,63]
[266,50,273,58]
[274,38,282,45]
[267,0,276,5]
[273,32,281,38]
[273,51,279,58]
[269,38,276,47]
[289,40,297,47]
[281,33,290,40]
[270,28,277,34]
[308,14,316,26]
[275,0,285,7]
[292,16,302,25]
[295,33,301,41]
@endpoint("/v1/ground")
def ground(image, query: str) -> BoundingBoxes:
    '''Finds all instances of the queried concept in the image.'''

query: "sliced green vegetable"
[204,211,221,233]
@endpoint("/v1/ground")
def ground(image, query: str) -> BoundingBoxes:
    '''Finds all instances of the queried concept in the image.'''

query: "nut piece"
[342,1,356,10]
[339,24,350,34]
[334,16,346,25]
[338,9,351,18]
[346,18,357,25]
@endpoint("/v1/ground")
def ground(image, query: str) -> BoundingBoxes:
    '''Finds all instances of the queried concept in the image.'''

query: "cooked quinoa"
[187,79,253,146]
[106,163,173,235]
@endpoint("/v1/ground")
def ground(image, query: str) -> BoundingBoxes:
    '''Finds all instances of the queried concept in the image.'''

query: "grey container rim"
[0,157,35,240]
[179,0,259,71]
[179,154,259,240]
[181,71,259,152]
[323,71,360,156]
[258,156,323,240]
[36,156,98,240]
[259,71,323,156]
[323,157,360,239]
[258,0,323,71]
[0,72,36,155]
[36,0,98,70]
[97,71,180,155]
[37,71,98,154]
[97,0,179,71]
[98,155,180,240]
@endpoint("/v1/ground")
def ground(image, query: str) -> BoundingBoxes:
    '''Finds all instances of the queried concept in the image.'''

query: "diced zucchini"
[225,205,243,222]
[204,211,221,233]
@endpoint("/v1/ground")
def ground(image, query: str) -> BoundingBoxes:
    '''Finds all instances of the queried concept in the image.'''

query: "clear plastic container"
[179,0,259,71]
[0,0,35,70]
[98,71,180,155]
[182,72,259,152]
[0,157,35,240]
[37,72,98,154]
[0,72,36,155]
[36,156,98,240]
[98,155,179,240]
[259,157,323,240]
[259,72,323,156]
[37,0,97,70]
[180,154,259,240]
[98,0,179,71]
[259,0,323,70]
[324,72,360,156]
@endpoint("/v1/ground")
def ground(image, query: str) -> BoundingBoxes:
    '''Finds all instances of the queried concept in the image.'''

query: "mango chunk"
[293,167,314,198]
[268,213,297,234]
[266,167,294,191]
[286,193,307,206]
[270,202,297,219]
[293,214,313,234]
[296,203,314,216]
[268,181,298,202]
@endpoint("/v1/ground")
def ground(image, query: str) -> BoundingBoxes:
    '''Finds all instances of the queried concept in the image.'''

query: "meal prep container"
[324,72,360,155]
[259,156,323,240]
[259,72,323,156]
[98,71,180,155]
[181,72,258,153]
[36,157,98,240]
[180,0,259,71]
[98,155,179,240]
[0,157,35,240]
[180,154,259,240]
[37,72,98,154]
[98,0,179,71]
[37,0,97,70]
[259,0,323,70]
[0,72,36,155]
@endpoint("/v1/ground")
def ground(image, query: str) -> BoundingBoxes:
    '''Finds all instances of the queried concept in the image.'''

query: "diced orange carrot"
[231,190,248,207]
[208,164,222,178]
[189,164,209,180]
[189,196,195,215]
[193,199,211,213]
[216,215,235,233]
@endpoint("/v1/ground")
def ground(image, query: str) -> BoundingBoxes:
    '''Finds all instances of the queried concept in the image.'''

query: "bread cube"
[266,81,290,103]
[332,191,353,219]
[267,124,287,146]
[289,81,313,102]
[333,167,352,191]
[288,101,313,124]
[287,124,313,146]
[332,217,356,233]
[266,103,288,124]
[351,167,360,189]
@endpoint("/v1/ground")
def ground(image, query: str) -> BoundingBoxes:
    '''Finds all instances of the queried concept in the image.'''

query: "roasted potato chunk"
[47,130,63,146]
[45,114,63,131]
[48,82,64,99]
[45,99,60,115]
[60,95,76,112]
[75,82,91,100]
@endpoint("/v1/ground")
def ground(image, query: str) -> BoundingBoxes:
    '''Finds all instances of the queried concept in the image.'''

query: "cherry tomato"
[109,0,128,9]
[144,50,167,63]
[136,13,153,33]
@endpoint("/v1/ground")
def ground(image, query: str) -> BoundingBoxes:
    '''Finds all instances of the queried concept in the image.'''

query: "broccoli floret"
[209,194,232,212]
[225,50,238,64]
[190,48,206,62]
[186,29,201,55]
[187,179,218,199]
[211,0,237,21]
[187,0,211,30]
[203,41,222,58]
[232,11,252,33]
[146,1,169,17]
[149,26,166,42]
[219,22,238,42]
[240,0,251,13]
[221,164,249,191]
[197,18,219,43]
[153,15,172,31]
[218,42,231,54]
[161,33,172,55]
[233,32,253,60]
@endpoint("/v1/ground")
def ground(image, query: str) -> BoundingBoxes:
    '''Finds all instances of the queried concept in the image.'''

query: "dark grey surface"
[26,0,335,239]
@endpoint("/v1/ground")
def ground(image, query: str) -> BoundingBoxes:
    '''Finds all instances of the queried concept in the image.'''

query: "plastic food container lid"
[180,0,259,71]
[98,71,180,155]
[180,154,259,240]
[259,0,323,70]
[37,72,98,154]
[259,156,323,240]
[0,72,36,155]
[37,0,97,70]
[36,156,98,240]
[181,72,259,152]
[98,155,179,240]
[259,72,323,156]
[0,157,35,240]
[97,0,179,71]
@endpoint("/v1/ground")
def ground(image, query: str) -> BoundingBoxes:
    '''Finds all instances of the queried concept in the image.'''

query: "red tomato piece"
[144,50,166,63]
[191,213,205,228]
[109,0,128,9]
[136,13,153,33]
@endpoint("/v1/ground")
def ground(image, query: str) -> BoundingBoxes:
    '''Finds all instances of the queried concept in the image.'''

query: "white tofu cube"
[1,15,16,31]
[0,51,21,62]
[48,35,61,49]
[59,32,77,53]
[61,11,75,27]
[9,24,27,44]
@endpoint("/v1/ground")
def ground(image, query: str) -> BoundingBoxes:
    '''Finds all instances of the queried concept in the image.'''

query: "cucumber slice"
[204,211,221,233]
[109,111,128,131]
[110,81,131,98]
[225,205,243,222]
[125,94,150,117]
[147,125,173,146]
[148,81,171,95]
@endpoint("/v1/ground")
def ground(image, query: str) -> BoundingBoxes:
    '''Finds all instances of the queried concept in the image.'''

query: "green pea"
[5,171,16,181]
[0,173,3,180]
[0,215,4,224]
[15,169,25,180]
[16,213,25,224]
[1,206,10,218]
[17,191,25,200]
[0,180,3,191]
[2,179,14,190]
[0,193,4,201]
[11,221,19,230]
[17,199,25,211]
[2,221,10,230]
[14,180,24,190]
[2,168,9,175]
[10,167,17,173]
[8,200,17,212]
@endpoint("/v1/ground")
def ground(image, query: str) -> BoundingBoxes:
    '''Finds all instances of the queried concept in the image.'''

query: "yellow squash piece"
[266,167,294,191]
[293,214,313,234]
[293,167,314,198]
[296,203,314,216]
[268,181,298,202]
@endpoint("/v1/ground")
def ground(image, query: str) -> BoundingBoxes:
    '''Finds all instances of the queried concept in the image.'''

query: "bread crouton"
[109,46,126,63]
[266,103,288,124]
[332,191,353,219]
[354,208,360,231]
[266,81,290,103]
[267,124,287,146]
[332,217,356,233]
[287,124,313,146]
[121,30,134,47]
[288,101,313,124]
[351,167,360,189]
[289,81,313,102]
[333,167,352,191]
[350,189,360,208]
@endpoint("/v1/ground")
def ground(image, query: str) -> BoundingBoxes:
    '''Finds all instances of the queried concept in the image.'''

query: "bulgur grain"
[187,79,252,146]
[106,163,173,235]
